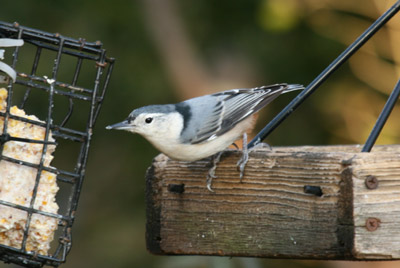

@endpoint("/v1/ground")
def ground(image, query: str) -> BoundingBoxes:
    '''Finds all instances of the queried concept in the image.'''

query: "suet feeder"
[0,21,114,267]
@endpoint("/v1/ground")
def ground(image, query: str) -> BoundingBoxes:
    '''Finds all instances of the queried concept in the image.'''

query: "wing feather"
[181,84,302,144]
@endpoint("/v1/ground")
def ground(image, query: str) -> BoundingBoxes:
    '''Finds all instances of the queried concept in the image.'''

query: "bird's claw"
[236,132,249,182]
[237,139,272,181]
[206,133,270,190]
[206,180,215,192]
[237,152,249,182]
[206,167,217,191]
[251,142,272,151]
[206,171,215,192]
[206,151,223,192]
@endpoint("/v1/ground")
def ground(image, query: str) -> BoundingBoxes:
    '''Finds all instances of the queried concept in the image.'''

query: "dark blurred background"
[1,0,400,267]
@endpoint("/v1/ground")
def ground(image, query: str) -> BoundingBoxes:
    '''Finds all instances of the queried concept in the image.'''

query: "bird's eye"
[145,117,153,124]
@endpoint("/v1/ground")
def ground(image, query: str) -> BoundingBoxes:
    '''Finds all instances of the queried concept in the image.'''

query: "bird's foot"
[251,141,272,151]
[236,133,249,182]
[206,151,224,192]
[236,134,273,181]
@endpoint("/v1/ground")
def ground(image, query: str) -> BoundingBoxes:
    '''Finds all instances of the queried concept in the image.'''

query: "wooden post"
[146,145,400,260]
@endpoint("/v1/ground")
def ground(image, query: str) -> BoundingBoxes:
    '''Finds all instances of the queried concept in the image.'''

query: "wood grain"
[146,145,400,259]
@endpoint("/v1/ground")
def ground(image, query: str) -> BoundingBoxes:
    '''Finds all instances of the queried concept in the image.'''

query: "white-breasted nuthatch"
[107,83,303,191]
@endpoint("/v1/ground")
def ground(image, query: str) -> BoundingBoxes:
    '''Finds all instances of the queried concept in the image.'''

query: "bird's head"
[106,104,183,141]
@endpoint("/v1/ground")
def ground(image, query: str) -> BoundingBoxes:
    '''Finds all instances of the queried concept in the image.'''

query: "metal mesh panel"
[0,21,115,267]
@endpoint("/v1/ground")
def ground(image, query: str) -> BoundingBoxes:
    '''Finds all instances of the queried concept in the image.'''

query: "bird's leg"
[206,151,224,192]
[237,135,273,181]
[236,132,249,182]
[207,135,272,190]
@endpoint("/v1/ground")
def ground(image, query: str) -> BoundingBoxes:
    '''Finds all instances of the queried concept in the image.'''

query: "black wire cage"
[0,21,114,267]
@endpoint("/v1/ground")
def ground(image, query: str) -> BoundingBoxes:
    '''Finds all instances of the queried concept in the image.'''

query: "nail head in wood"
[365,217,380,232]
[365,175,378,190]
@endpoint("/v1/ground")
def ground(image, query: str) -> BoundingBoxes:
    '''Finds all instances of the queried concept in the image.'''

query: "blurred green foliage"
[1,0,400,267]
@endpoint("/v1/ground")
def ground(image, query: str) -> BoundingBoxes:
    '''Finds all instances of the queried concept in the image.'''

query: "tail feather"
[252,83,303,113]
[282,84,304,93]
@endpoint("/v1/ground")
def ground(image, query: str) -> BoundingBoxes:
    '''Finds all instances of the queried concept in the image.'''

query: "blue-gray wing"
[179,83,303,144]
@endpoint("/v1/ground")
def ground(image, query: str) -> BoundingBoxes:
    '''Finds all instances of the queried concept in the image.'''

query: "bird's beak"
[106,120,132,130]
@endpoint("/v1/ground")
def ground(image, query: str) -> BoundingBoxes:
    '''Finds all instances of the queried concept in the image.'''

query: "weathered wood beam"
[146,145,400,260]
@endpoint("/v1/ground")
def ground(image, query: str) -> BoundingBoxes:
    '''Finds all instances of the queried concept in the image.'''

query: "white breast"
[146,116,255,161]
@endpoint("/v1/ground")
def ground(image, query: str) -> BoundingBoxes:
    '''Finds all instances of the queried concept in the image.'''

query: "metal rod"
[6,134,58,145]
[1,155,83,183]
[20,46,42,109]
[248,0,400,148]
[15,79,94,101]
[0,21,104,53]
[0,111,88,140]
[94,56,115,123]
[17,72,94,94]
[21,37,62,251]
[362,79,400,152]
[69,49,107,217]
[0,199,68,221]
[61,57,82,127]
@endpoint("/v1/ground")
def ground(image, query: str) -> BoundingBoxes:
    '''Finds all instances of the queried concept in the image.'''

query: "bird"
[107,83,304,191]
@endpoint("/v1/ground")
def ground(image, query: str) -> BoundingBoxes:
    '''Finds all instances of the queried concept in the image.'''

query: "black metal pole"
[362,79,400,152]
[248,0,400,148]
